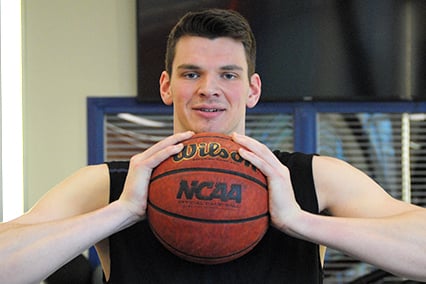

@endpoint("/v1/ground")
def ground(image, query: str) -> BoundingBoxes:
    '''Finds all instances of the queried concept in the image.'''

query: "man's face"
[160,36,261,134]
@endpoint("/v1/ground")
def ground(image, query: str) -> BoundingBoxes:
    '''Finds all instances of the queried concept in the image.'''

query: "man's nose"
[197,76,220,97]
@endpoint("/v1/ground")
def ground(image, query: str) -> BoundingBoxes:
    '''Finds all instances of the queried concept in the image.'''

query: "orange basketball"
[147,132,269,264]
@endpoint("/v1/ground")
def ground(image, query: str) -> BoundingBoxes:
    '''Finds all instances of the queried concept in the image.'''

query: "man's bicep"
[312,155,415,218]
[15,164,111,225]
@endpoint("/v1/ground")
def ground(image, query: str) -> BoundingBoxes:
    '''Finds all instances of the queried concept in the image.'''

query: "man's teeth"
[200,108,219,112]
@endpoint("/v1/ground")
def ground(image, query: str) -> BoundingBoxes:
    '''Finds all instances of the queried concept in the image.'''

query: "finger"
[231,132,265,153]
[139,131,194,160]
[232,133,282,169]
[238,147,277,179]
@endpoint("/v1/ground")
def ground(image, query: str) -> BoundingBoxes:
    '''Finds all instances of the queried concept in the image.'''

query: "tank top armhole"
[105,161,130,203]
[273,151,319,214]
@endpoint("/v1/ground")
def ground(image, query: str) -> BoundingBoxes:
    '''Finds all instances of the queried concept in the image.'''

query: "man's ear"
[159,71,173,105]
[247,73,262,108]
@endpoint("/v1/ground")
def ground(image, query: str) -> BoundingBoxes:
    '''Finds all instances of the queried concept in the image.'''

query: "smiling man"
[1,8,426,284]
[160,36,261,135]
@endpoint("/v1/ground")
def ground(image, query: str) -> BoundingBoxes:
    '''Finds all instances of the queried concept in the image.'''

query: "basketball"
[147,132,269,264]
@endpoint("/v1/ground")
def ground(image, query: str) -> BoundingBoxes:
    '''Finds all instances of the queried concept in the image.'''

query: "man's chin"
[191,126,225,134]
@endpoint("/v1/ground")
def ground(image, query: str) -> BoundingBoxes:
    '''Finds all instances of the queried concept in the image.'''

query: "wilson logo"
[177,180,242,203]
[173,142,257,172]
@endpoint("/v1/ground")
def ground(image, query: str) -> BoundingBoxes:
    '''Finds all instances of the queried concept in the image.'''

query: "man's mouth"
[199,108,223,112]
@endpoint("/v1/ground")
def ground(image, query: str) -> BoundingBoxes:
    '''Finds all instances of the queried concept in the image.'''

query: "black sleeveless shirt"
[106,151,323,283]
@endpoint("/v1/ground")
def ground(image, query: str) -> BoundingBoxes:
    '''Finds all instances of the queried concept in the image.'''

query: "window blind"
[318,113,426,283]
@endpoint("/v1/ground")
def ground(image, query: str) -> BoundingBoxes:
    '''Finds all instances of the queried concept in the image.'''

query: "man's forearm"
[0,200,139,284]
[286,209,426,281]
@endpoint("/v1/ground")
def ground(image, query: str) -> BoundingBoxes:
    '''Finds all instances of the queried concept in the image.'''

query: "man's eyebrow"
[220,65,244,71]
[176,64,201,70]
[176,64,243,71]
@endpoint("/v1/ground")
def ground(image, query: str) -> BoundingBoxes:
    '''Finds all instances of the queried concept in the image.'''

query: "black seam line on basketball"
[148,201,269,224]
[151,167,267,189]
[151,226,263,261]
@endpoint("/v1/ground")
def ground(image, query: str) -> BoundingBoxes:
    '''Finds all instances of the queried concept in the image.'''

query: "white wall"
[22,0,136,208]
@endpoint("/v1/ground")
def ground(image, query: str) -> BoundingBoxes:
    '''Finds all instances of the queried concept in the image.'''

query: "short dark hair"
[165,9,256,77]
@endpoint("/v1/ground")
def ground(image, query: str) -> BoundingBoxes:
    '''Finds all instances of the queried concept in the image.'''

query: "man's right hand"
[118,131,194,220]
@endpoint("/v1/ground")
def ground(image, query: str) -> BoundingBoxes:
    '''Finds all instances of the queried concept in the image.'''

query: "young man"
[1,9,425,283]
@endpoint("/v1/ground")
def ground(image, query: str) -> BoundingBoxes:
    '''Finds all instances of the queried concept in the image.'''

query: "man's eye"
[222,73,238,80]
[184,72,199,79]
